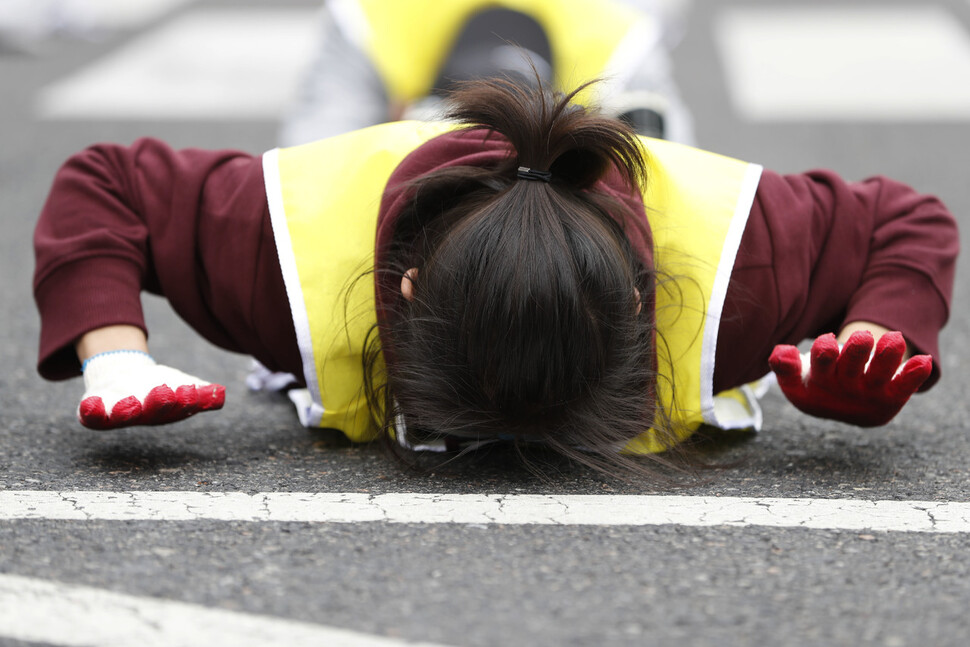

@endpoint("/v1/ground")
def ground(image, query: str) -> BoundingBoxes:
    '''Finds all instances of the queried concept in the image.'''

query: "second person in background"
[278,0,695,145]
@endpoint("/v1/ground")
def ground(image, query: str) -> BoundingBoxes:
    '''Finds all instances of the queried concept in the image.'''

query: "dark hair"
[364,78,688,480]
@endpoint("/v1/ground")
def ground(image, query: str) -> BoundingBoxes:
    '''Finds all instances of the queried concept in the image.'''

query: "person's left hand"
[768,330,932,427]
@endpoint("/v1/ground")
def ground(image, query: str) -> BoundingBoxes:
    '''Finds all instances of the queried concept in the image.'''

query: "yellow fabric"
[275,121,457,439]
[347,0,638,104]
[621,138,751,453]
[271,121,755,451]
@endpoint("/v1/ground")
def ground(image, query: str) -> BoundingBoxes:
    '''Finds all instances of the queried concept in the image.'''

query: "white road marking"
[36,8,318,120]
[3,491,970,533]
[0,573,452,647]
[715,5,970,120]
[66,0,196,30]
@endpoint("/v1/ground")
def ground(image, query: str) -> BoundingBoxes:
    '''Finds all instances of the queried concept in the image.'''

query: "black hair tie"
[516,166,552,183]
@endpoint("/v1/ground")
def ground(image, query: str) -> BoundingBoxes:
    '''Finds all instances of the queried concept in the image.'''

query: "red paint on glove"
[768,331,932,427]
[78,383,225,430]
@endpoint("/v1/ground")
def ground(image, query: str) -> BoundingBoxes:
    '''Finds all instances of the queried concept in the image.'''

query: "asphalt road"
[2,0,970,645]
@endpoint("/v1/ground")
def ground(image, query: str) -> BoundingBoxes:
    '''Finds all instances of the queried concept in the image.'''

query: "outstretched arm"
[34,138,298,429]
[716,169,958,426]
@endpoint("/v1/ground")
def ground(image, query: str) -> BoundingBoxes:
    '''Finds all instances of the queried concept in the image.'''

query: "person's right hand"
[79,353,224,429]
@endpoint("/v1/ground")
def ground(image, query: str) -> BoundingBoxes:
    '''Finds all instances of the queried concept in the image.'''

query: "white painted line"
[3,491,970,533]
[715,5,970,120]
[0,573,452,647]
[37,8,318,120]
[69,0,196,30]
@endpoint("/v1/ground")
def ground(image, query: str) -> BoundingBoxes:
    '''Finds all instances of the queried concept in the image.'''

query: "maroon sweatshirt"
[34,135,958,394]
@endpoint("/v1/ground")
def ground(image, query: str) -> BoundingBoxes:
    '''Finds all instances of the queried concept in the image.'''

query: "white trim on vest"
[701,162,764,429]
[261,148,325,427]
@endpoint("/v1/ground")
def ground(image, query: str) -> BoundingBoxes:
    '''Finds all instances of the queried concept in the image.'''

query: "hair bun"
[444,77,645,193]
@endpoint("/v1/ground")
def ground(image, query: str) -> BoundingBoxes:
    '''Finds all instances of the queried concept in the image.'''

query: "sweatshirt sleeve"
[33,137,299,380]
[714,169,958,393]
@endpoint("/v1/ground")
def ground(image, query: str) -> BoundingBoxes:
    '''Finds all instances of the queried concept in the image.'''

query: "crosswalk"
[6,490,970,646]
[9,3,970,647]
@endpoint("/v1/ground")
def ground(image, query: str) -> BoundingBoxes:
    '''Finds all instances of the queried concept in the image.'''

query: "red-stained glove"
[768,331,932,427]
[78,351,225,430]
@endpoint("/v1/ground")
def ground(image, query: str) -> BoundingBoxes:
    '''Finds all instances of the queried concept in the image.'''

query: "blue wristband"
[81,350,154,373]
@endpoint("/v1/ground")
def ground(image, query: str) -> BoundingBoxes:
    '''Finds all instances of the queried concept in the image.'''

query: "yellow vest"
[262,121,764,454]
[327,0,653,105]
